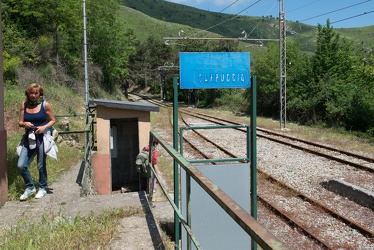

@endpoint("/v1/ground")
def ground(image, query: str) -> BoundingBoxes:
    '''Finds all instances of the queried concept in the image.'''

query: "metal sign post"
[177,52,257,249]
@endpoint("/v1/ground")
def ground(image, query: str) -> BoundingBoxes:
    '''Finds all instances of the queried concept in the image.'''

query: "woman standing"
[17,83,56,200]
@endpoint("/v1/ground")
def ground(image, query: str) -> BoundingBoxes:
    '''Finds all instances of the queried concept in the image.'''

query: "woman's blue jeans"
[17,137,47,190]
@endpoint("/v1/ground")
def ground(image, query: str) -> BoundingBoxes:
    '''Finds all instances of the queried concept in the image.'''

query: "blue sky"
[165,0,374,28]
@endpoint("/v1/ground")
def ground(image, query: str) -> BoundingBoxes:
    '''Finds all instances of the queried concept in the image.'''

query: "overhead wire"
[300,0,372,22]
[330,10,374,25]
[197,0,263,34]
[287,0,321,13]
[243,0,278,17]
[176,0,372,42]
[184,0,280,42]
[219,0,239,13]
[232,0,263,16]
[247,0,278,37]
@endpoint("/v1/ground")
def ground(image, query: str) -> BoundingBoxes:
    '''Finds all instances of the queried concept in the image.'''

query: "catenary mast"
[279,0,287,129]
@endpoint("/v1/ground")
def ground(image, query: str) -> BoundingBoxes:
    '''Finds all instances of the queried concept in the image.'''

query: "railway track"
[182,108,374,174]
[178,113,373,249]
[132,94,374,249]
[136,94,374,174]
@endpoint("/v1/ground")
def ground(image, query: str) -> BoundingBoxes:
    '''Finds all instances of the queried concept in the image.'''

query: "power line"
[247,0,278,37]
[219,0,239,13]
[301,0,371,22]
[330,10,374,25]
[288,0,321,13]
[245,0,278,16]
[199,0,263,34]
[163,36,278,41]
[234,0,263,16]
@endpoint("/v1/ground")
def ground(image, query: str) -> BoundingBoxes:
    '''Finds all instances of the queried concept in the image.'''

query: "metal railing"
[54,114,87,135]
[179,124,250,164]
[147,131,287,250]
[55,113,95,195]
[82,114,95,195]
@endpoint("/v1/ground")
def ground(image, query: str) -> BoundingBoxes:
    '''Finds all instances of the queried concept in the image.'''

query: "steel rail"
[182,108,374,173]
[178,114,333,248]
[140,95,374,242]
[179,112,374,239]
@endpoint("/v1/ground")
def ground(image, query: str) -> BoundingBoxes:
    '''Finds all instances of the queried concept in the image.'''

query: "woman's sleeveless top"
[24,101,49,126]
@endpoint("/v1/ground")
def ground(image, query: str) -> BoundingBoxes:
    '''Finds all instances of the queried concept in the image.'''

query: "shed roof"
[89,99,159,112]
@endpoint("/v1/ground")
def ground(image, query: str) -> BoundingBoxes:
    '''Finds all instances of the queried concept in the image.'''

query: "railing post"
[251,76,258,250]
[173,76,180,249]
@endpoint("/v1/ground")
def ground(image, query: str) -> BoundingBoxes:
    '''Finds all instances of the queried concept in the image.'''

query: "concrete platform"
[321,179,374,210]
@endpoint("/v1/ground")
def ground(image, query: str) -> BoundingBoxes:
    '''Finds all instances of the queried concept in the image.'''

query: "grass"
[0,207,143,249]
[255,117,374,154]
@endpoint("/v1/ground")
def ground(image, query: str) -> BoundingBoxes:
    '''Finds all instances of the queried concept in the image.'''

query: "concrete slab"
[321,179,374,210]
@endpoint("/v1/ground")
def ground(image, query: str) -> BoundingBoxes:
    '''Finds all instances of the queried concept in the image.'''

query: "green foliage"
[3,0,374,139]
[306,21,356,126]
[1,17,37,83]
[344,51,374,132]
[3,0,82,63]
[87,0,137,91]
[3,0,138,91]
[214,89,248,115]
[248,42,280,117]
[129,35,175,86]
[122,0,294,46]
[248,19,374,135]
[3,51,22,84]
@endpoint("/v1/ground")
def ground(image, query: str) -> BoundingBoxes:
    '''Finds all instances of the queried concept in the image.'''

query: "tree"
[3,0,82,66]
[310,20,355,126]
[84,0,137,90]
[345,47,374,132]
[248,42,280,117]
[129,35,175,95]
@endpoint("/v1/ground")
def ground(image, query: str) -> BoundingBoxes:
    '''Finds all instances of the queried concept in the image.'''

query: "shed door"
[110,118,139,191]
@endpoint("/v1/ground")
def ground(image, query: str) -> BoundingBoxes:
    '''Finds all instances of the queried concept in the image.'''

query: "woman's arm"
[36,102,56,133]
[44,102,56,129]
[35,101,56,134]
[18,102,33,129]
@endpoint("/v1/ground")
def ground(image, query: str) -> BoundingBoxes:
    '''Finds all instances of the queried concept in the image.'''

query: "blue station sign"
[180,52,250,89]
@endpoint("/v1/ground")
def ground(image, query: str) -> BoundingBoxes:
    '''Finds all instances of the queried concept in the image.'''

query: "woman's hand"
[23,122,34,129]
[35,125,47,134]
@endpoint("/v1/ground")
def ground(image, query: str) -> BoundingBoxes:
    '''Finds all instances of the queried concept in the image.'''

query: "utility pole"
[83,0,89,116]
[279,0,287,129]
[157,63,179,100]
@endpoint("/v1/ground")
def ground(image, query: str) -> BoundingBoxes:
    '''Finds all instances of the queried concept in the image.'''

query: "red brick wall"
[92,153,111,195]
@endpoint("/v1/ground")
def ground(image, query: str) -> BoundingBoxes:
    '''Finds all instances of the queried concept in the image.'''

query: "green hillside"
[121,0,373,53]
[119,5,267,59]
